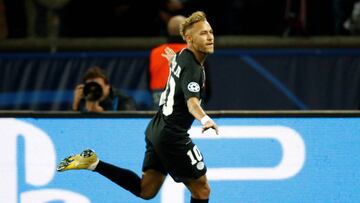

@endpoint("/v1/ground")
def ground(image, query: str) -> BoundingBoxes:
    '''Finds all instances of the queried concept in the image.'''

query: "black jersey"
[143,48,208,181]
[160,49,205,132]
[157,48,206,133]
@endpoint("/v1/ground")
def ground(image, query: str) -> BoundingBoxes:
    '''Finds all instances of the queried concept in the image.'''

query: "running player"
[57,11,218,203]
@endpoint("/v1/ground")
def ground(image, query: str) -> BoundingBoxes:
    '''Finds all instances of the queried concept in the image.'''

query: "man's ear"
[185,35,192,43]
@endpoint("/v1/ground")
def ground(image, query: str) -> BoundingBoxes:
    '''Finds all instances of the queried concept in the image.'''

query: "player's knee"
[191,183,211,199]
[203,183,211,197]
[140,190,157,200]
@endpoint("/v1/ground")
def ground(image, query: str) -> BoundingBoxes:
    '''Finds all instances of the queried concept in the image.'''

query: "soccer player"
[57,11,218,203]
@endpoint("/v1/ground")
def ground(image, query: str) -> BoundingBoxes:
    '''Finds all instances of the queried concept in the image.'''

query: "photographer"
[73,66,136,112]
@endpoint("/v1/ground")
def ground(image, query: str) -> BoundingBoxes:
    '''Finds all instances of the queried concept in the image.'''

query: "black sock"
[94,160,141,197]
[191,197,209,203]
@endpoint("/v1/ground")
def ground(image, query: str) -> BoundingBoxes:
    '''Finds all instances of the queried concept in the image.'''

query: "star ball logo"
[187,82,200,92]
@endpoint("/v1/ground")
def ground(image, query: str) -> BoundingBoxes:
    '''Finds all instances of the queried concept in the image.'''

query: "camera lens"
[83,82,103,101]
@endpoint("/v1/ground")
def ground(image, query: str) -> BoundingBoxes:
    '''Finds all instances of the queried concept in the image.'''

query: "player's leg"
[139,169,166,199]
[140,136,168,199]
[185,175,210,203]
[95,161,166,199]
[57,149,166,200]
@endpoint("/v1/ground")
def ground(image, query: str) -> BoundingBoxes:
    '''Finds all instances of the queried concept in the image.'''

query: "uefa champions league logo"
[0,118,90,203]
[0,119,306,203]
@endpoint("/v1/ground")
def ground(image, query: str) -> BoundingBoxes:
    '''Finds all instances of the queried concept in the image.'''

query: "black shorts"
[142,128,207,183]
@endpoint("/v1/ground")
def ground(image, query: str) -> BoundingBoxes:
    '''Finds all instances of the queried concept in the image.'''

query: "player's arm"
[187,97,218,134]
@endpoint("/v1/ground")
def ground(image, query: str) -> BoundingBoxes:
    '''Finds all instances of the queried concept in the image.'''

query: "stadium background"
[1,0,360,202]
[1,41,360,110]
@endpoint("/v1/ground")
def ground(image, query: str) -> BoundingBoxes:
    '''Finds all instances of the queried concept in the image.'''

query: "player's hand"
[161,46,176,63]
[72,84,84,111]
[202,119,219,135]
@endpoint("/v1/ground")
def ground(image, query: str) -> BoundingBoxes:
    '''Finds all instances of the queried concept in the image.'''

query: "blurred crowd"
[1,0,360,39]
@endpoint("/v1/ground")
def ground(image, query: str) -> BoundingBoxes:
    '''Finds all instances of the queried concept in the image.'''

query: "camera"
[83,81,103,101]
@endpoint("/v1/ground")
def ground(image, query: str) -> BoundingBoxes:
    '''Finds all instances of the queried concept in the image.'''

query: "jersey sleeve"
[180,65,202,100]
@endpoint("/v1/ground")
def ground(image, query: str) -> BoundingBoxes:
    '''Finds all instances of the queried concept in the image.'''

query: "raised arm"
[161,46,177,62]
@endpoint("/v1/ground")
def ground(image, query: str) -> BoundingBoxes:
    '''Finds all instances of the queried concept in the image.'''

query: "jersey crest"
[187,82,200,92]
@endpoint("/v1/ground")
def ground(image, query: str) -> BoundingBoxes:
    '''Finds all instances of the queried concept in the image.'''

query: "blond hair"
[180,11,207,40]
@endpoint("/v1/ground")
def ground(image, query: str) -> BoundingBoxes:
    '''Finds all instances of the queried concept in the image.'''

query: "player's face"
[189,21,214,54]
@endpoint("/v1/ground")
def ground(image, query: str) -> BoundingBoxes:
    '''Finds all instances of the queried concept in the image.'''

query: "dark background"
[3,0,356,38]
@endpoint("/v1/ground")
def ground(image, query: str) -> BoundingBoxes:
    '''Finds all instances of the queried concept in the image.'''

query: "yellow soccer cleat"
[57,149,99,172]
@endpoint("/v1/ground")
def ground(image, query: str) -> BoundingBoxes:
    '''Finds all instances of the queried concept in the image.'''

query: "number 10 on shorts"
[187,145,203,165]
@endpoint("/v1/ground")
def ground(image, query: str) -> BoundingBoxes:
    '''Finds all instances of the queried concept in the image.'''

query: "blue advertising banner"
[2,49,360,110]
[0,117,359,203]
